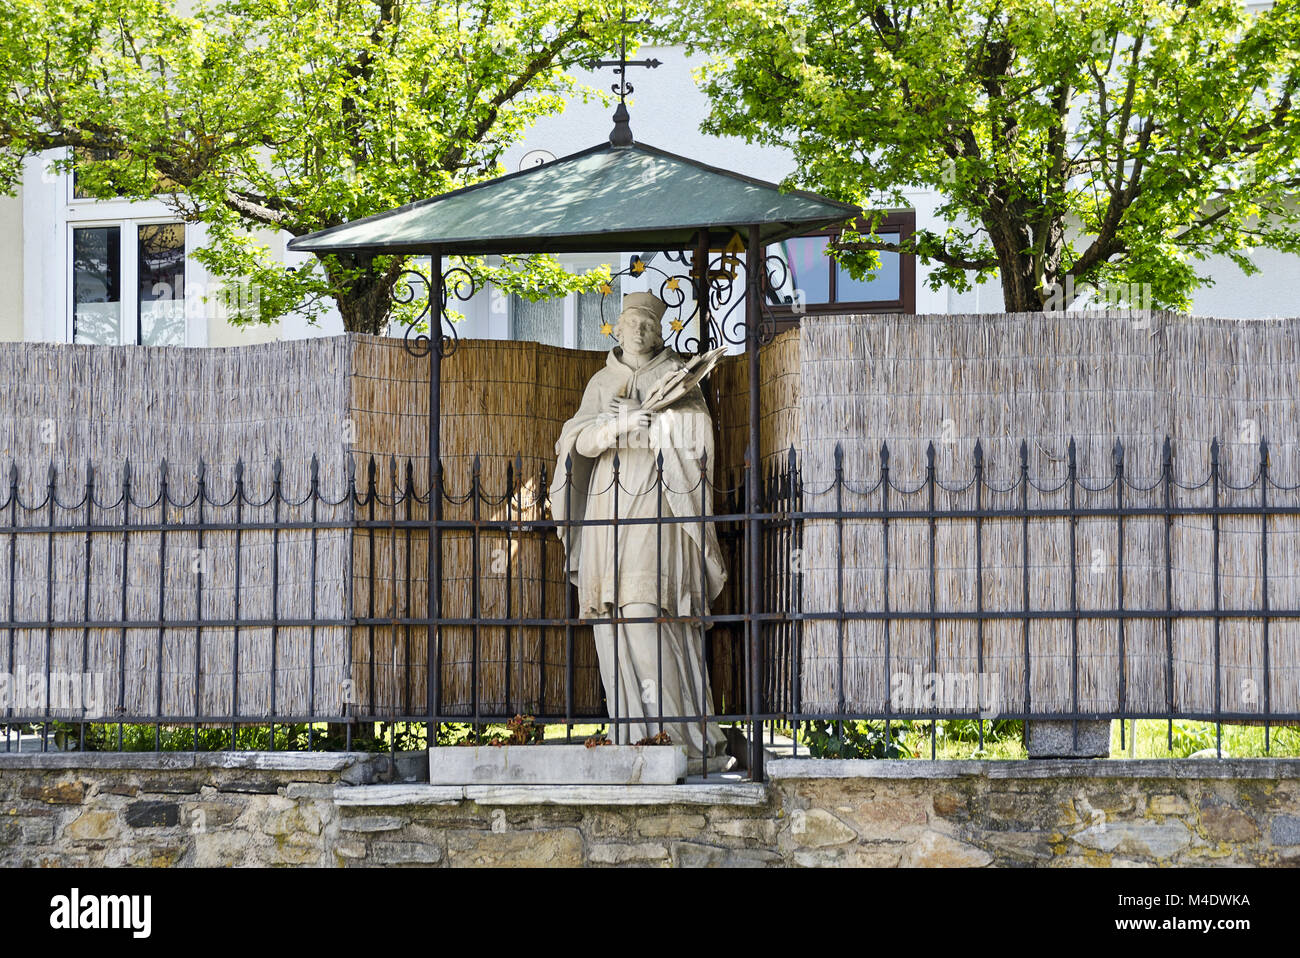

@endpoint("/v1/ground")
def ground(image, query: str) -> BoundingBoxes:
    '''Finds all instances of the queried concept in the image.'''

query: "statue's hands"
[608,397,651,433]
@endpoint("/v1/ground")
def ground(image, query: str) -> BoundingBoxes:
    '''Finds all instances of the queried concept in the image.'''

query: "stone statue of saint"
[551,292,728,762]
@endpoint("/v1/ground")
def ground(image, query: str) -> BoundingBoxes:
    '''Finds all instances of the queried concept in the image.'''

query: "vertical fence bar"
[471,454,482,732]
[563,455,574,739]
[1114,440,1126,748]
[1162,437,1174,751]
[194,461,205,748]
[538,464,548,720]
[231,459,243,749]
[793,448,804,752]
[1020,441,1031,729]
[514,456,526,721]
[42,463,55,751]
[309,456,320,749]
[1211,437,1222,756]
[610,452,620,745]
[514,455,525,719]
[786,446,799,749]
[881,442,891,746]
[1067,439,1078,751]
[154,460,168,751]
[403,459,414,723]
[270,458,282,749]
[1260,438,1271,752]
[699,451,709,777]
[345,457,355,750]
[926,442,937,759]
[387,456,399,744]
[505,456,515,716]
[119,461,132,751]
[5,464,17,750]
[973,441,984,750]
[655,451,664,736]
[366,456,376,731]
[834,442,844,740]
[81,463,94,750]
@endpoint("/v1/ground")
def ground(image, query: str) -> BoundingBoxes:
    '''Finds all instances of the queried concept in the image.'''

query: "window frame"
[67,216,192,347]
[767,210,917,322]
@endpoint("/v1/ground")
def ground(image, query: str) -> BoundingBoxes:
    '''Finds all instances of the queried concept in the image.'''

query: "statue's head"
[614,292,668,352]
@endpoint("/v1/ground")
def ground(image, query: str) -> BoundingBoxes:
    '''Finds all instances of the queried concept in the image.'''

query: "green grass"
[784,718,1300,760]
[1108,719,1300,758]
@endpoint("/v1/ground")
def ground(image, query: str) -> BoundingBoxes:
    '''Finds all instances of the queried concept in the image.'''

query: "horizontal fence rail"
[2,435,1299,767]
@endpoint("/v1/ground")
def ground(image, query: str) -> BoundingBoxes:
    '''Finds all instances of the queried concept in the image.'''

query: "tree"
[0,0,636,333]
[678,0,1300,312]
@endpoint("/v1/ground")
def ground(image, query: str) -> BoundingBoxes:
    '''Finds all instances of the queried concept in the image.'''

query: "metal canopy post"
[745,223,764,781]
[694,230,711,354]
[427,246,444,745]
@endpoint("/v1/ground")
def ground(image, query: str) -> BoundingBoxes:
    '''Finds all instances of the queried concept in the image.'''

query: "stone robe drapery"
[550,346,727,758]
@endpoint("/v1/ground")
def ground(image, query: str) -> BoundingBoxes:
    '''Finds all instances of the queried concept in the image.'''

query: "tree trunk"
[984,208,1045,313]
[326,258,406,334]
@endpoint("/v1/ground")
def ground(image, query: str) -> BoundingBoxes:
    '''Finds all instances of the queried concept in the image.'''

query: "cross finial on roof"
[586,4,660,147]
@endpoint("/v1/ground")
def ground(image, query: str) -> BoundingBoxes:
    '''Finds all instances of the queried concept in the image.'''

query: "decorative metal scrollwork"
[597,242,792,353]
[394,262,477,359]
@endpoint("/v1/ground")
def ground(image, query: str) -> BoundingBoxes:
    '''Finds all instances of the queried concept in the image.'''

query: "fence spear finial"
[973,438,983,469]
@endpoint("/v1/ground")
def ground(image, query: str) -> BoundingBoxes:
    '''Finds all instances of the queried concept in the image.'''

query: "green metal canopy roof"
[287,141,859,257]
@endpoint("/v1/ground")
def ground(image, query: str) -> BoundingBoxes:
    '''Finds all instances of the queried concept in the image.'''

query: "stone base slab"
[428,744,688,785]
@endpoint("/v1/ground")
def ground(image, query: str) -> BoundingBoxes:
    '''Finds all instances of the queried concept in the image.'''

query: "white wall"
[0,187,22,342]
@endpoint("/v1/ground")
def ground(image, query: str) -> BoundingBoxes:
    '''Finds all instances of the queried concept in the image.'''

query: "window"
[767,210,916,320]
[72,222,187,345]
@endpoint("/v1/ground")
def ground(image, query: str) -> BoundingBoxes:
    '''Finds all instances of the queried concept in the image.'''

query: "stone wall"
[3,754,1300,867]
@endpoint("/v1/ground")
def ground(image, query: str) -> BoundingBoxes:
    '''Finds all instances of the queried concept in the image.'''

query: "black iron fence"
[4,436,1299,776]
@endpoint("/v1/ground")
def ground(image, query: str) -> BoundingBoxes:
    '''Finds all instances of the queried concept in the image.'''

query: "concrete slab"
[429,743,687,785]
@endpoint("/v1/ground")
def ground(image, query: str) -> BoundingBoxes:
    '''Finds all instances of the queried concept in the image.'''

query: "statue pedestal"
[428,744,687,785]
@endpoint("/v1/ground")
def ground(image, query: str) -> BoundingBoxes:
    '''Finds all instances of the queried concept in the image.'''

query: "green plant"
[934,718,1022,745]
[1167,722,1220,757]
[800,720,908,759]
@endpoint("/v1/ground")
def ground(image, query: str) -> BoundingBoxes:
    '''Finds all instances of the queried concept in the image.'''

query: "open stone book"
[639,345,728,412]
